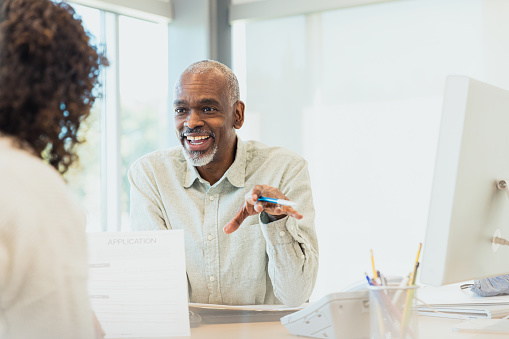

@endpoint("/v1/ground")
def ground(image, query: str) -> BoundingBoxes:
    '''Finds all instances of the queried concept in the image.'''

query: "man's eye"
[203,107,216,112]
[175,108,187,114]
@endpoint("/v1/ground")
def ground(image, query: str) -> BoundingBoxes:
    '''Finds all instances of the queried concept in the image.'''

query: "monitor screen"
[421,75,509,286]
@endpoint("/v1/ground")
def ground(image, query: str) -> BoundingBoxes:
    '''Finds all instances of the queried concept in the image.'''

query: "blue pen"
[365,273,373,286]
[257,196,296,207]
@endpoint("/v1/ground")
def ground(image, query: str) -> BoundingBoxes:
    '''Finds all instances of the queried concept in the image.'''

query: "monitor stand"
[452,180,509,333]
[493,180,509,249]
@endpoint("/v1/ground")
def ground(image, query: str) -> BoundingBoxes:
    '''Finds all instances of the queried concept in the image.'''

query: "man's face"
[173,70,239,167]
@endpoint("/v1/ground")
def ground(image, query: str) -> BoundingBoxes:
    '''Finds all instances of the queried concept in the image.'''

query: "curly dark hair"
[0,0,108,174]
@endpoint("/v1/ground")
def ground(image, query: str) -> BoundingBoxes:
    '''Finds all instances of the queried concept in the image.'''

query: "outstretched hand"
[223,185,303,234]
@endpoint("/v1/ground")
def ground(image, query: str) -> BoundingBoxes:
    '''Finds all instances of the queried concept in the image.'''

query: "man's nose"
[184,110,204,129]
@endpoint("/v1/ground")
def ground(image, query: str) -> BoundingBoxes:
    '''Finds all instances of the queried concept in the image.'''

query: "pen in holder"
[369,284,419,339]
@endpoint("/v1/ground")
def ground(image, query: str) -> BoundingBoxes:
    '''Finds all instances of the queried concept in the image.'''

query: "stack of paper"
[416,282,509,319]
[188,303,305,324]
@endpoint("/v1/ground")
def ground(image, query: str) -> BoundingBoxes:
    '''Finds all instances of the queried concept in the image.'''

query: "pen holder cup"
[369,285,419,339]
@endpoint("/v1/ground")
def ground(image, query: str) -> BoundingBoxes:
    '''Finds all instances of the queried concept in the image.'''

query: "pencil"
[370,249,378,279]
[400,243,422,337]
[408,243,422,286]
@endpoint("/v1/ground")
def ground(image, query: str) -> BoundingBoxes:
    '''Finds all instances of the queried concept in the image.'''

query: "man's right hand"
[223,184,303,234]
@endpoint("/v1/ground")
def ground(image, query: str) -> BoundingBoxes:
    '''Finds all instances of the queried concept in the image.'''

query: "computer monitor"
[420,75,509,286]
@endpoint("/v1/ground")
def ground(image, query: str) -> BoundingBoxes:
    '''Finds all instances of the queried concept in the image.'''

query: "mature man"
[128,60,318,306]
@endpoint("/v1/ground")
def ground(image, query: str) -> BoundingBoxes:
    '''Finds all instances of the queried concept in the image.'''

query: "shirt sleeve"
[258,158,319,307]
[128,160,170,231]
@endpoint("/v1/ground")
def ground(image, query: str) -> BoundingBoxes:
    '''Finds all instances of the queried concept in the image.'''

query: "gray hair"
[178,60,240,107]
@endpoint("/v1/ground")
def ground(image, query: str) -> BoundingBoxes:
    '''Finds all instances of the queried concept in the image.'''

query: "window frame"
[70,3,171,231]
[71,0,173,23]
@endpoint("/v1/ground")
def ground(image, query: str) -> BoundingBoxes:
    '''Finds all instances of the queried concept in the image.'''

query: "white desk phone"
[281,276,403,339]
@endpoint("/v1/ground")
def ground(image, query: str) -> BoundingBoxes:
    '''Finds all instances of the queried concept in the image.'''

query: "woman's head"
[0,0,108,174]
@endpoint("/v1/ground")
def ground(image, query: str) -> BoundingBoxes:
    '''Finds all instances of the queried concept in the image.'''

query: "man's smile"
[182,131,215,152]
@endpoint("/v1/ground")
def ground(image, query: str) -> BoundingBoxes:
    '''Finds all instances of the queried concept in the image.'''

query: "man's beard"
[180,127,217,166]
[182,144,218,166]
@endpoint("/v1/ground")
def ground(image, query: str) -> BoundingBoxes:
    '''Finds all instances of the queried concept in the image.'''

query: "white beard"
[182,144,218,167]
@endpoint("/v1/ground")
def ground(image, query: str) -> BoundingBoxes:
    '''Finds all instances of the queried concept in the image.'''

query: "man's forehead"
[174,71,228,102]
[179,68,225,85]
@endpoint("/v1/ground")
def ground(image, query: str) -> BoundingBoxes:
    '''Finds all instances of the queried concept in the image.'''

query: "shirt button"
[301,254,305,259]
[207,234,213,241]
[279,231,286,236]
[209,195,215,201]
[209,276,215,282]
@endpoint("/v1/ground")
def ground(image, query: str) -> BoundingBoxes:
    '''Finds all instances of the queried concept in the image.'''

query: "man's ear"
[233,100,245,129]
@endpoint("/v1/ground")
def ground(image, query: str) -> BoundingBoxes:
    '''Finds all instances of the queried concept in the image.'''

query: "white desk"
[166,316,506,339]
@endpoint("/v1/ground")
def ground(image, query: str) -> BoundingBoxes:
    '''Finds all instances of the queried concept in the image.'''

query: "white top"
[128,138,319,306]
[0,136,94,339]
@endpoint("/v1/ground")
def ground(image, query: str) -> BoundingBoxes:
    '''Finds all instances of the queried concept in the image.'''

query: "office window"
[65,4,169,232]
[232,0,509,300]
[118,15,169,231]
[64,4,103,232]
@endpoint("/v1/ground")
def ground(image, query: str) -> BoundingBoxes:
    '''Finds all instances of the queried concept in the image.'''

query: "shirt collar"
[182,136,246,188]
[183,149,200,188]
[224,137,246,188]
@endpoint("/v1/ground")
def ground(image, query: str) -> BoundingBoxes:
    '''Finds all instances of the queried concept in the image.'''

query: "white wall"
[233,0,509,301]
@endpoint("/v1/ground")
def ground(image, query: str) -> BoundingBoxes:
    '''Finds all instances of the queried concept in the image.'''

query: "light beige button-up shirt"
[128,138,318,306]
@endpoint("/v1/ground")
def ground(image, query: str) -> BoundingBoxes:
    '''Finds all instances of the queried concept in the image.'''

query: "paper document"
[189,302,305,311]
[417,304,509,319]
[188,303,305,324]
[88,230,190,338]
[416,283,509,319]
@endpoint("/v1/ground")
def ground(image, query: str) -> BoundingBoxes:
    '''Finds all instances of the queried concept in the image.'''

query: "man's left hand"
[223,184,303,234]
